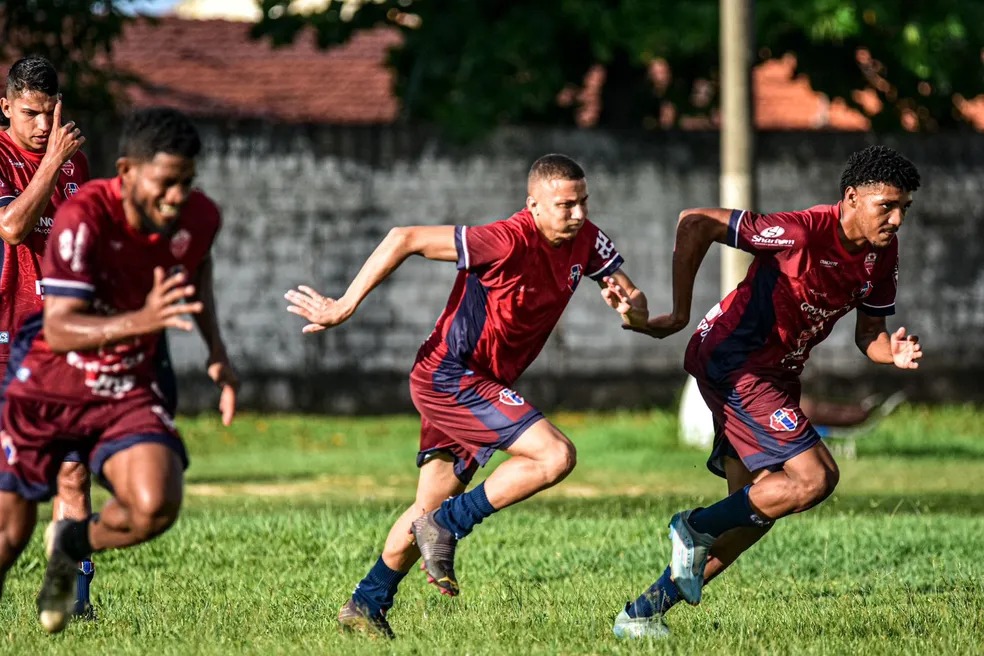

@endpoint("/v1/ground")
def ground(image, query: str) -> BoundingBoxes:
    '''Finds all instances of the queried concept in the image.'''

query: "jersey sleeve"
[585,224,624,280]
[454,220,521,271]
[728,209,808,255]
[0,169,15,209]
[859,246,898,317]
[41,201,98,301]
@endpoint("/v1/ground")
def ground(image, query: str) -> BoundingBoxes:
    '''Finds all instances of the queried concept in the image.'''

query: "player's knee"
[796,463,839,506]
[543,440,577,482]
[128,496,182,541]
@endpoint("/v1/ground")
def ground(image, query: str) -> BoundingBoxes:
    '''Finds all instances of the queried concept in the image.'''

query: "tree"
[0,0,137,118]
[253,0,984,138]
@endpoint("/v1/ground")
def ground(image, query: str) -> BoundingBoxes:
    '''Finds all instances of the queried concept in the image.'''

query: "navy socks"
[433,482,497,539]
[687,484,773,537]
[352,557,408,617]
[626,567,681,619]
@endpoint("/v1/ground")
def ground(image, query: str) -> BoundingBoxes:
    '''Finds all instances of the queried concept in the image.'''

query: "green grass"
[1,406,982,654]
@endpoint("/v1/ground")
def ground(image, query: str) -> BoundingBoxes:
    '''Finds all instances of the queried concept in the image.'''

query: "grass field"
[1,406,982,654]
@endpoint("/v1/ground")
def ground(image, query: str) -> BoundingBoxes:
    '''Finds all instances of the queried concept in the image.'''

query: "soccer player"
[612,145,922,638]
[0,55,97,617]
[0,106,238,634]
[285,154,649,638]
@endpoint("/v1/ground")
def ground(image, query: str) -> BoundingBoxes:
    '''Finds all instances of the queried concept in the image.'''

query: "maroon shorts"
[410,365,543,484]
[693,372,821,478]
[0,393,187,501]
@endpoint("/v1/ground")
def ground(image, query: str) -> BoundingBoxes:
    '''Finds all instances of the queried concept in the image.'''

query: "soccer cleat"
[73,559,96,621]
[410,510,459,596]
[668,510,716,605]
[37,521,80,634]
[612,605,671,639]
[337,598,395,640]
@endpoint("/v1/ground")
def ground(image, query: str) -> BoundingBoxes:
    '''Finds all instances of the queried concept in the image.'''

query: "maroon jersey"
[0,130,89,363]
[414,209,624,385]
[4,177,220,404]
[686,203,898,381]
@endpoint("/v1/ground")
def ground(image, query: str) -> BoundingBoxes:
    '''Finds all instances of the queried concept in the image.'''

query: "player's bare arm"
[286,225,457,333]
[855,312,922,369]
[599,269,649,329]
[43,266,201,353]
[0,97,84,244]
[627,207,731,338]
[191,255,238,425]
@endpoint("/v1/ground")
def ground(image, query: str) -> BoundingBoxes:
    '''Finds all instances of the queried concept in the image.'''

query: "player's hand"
[890,326,921,369]
[284,285,353,333]
[601,276,648,329]
[141,266,203,332]
[42,96,85,167]
[621,312,689,339]
[207,359,239,426]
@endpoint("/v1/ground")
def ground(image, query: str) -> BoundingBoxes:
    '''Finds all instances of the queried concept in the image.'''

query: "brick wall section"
[144,123,984,412]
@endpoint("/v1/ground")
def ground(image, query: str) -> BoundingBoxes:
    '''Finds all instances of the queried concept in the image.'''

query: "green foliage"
[253,0,984,139]
[0,0,137,117]
[1,407,983,653]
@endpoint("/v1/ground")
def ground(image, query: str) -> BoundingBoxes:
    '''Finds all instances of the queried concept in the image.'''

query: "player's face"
[0,90,58,153]
[119,153,196,236]
[527,177,589,245]
[849,183,913,249]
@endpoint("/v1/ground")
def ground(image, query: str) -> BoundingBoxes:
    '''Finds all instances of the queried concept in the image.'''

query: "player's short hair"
[839,145,921,196]
[5,56,59,99]
[528,154,585,187]
[119,107,201,162]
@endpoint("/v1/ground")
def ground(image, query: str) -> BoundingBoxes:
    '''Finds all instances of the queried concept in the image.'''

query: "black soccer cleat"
[337,598,395,640]
[410,510,460,597]
[37,521,80,634]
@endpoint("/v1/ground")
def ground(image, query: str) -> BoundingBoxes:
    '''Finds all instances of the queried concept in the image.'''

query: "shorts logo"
[759,226,785,238]
[568,264,583,292]
[853,281,873,299]
[769,408,798,432]
[498,389,525,407]
[1,431,17,465]
[0,331,8,344]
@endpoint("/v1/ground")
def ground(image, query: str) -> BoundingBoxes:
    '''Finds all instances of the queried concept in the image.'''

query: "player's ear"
[116,157,131,178]
[0,96,10,119]
[526,195,537,213]
[844,185,857,208]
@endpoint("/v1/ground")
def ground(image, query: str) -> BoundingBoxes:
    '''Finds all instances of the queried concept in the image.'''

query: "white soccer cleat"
[37,521,79,634]
[612,607,670,639]
[668,510,715,605]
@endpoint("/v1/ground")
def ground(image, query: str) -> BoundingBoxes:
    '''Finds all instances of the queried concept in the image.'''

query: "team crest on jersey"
[499,389,526,407]
[769,408,798,432]
[64,182,79,196]
[864,252,877,275]
[170,228,191,258]
[0,331,7,344]
[853,281,873,299]
[568,264,583,292]
[61,161,75,176]
[1,431,17,465]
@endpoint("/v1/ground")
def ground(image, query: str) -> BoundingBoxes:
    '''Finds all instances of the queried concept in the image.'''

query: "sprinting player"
[285,154,649,639]
[0,55,97,617]
[613,145,922,639]
[0,107,238,634]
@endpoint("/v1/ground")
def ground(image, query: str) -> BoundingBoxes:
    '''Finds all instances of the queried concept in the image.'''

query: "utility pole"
[680,0,757,447]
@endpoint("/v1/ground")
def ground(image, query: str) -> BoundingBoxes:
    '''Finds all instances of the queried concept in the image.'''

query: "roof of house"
[111,16,982,130]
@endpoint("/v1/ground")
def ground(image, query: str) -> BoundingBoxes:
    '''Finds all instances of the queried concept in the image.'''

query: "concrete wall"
[121,123,982,413]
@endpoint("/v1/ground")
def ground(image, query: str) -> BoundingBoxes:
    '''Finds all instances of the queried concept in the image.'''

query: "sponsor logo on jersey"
[820,259,839,267]
[35,216,54,235]
[61,161,75,176]
[750,226,795,247]
[7,159,24,168]
[568,264,583,292]
[498,389,525,407]
[64,182,79,196]
[170,228,191,258]
[0,331,7,344]
[769,408,798,432]
[759,226,785,238]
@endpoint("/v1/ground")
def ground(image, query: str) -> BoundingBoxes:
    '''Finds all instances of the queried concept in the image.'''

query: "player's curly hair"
[529,154,585,186]
[5,56,58,98]
[119,107,201,162]
[839,145,921,196]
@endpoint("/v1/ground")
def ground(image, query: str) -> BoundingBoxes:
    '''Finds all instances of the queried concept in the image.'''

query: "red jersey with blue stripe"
[686,203,898,381]
[4,177,220,404]
[414,209,624,385]
[0,130,89,363]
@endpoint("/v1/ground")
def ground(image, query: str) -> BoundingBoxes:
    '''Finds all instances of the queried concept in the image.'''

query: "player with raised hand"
[0,107,237,634]
[613,145,922,639]
[286,154,649,639]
